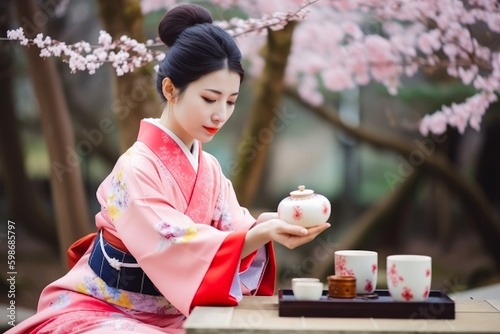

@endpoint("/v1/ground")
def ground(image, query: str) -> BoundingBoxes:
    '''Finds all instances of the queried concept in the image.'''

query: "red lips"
[204,127,219,134]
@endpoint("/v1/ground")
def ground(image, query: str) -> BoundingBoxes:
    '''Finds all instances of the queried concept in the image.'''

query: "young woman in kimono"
[8,4,330,334]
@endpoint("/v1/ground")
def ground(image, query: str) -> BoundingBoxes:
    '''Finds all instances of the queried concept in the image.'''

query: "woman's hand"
[255,212,279,225]
[266,219,330,250]
[241,216,330,258]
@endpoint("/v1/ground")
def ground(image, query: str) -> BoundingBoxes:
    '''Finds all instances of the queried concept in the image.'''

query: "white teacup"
[334,250,378,294]
[291,277,320,290]
[387,255,432,302]
[292,281,323,300]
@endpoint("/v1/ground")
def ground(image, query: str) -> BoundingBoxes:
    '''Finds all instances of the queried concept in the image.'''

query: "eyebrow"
[204,89,239,96]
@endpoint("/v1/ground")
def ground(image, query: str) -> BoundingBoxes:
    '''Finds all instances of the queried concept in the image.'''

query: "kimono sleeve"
[110,153,246,316]
[191,159,275,307]
[209,172,276,297]
[221,175,276,296]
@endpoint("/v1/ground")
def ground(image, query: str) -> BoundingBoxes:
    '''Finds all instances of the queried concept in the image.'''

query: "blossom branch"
[5,28,166,76]
[4,0,500,136]
[290,0,500,136]
[217,0,319,37]
[4,1,316,76]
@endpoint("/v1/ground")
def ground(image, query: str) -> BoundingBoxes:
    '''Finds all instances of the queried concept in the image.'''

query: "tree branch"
[286,87,500,266]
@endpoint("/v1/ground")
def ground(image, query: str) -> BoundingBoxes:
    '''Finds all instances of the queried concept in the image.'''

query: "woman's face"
[162,69,240,148]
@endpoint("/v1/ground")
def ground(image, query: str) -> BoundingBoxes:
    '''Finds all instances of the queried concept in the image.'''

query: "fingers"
[288,225,309,236]
[275,221,309,236]
[281,223,331,249]
[264,212,279,220]
[277,221,330,236]
[256,212,279,224]
[306,222,331,235]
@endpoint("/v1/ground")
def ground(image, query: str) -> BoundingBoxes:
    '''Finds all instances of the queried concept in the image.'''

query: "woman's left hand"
[255,212,279,225]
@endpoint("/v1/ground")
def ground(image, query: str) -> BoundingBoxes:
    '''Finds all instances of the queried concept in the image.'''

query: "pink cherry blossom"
[458,66,478,85]
[321,67,355,92]
[430,111,449,135]
[417,30,441,55]
[446,104,469,135]
[419,115,432,137]
[486,12,500,32]
[4,0,499,135]
[342,21,363,40]
[297,74,324,106]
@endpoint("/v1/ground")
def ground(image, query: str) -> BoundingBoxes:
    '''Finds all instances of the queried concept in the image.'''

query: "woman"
[8,4,329,333]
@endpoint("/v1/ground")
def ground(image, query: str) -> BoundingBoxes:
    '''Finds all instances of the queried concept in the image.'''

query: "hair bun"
[158,4,213,47]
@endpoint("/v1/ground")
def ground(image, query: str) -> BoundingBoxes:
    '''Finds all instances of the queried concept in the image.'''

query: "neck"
[159,108,194,149]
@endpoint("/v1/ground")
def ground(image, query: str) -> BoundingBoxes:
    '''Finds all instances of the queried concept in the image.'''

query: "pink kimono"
[8,119,275,334]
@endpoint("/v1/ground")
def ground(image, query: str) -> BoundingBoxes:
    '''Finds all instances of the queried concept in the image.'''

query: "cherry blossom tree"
[6,0,499,135]
[139,1,500,270]
[4,0,500,268]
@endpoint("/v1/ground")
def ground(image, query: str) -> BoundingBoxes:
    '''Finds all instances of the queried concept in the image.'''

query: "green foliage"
[376,82,478,109]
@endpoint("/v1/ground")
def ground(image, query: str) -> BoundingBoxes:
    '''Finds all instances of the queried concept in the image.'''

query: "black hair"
[156,4,244,100]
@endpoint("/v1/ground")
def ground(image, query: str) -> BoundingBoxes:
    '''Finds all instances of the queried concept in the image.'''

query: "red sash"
[67,232,97,269]
[67,229,130,269]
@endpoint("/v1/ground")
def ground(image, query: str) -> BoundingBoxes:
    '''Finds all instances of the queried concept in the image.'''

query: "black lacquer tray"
[278,289,455,319]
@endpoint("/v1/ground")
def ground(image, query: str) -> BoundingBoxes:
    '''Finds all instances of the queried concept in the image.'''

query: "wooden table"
[184,296,500,333]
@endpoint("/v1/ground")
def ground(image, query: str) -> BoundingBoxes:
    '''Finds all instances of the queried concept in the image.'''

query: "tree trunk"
[0,0,58,250]
[232,23,296,207]
[96,0,161,153]
[64,85,120,167]
[15,0,92,263]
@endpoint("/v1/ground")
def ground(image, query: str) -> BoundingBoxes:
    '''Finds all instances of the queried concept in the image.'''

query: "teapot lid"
[290,185,314,198]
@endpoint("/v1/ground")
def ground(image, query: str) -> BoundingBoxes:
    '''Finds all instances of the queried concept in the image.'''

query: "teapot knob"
[290,185,314,197]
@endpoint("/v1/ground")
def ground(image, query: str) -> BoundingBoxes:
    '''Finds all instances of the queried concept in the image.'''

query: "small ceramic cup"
[386,255,432,302]
[292,281,324,301]
[334,250,378,294]
[291,277,320,290]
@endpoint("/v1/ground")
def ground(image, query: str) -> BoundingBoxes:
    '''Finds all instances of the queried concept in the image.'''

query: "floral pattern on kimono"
[75,274,180,315]
[98,316,139,332]
[50,292,72,310]
[106,167,130,222]
[155,221,200,250]
[213,188,233,231]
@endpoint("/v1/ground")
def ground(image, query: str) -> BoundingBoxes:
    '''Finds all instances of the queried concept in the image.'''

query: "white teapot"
[278,185,331,228]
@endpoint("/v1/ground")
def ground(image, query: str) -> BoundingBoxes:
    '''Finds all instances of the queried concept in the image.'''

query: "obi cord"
[88,230,161,296]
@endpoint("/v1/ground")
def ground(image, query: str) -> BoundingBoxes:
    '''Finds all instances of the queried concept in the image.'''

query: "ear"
[162,77,177,103]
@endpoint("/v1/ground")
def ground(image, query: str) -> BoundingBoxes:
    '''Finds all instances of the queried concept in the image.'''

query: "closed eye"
[202,97,216,104]
[227,101,236,106]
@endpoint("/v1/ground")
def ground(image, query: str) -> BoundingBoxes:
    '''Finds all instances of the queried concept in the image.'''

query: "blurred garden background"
[1,0,500,316]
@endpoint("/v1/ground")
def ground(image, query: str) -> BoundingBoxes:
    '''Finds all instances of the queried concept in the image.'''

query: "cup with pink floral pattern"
[334,250,378,294]
[386,255,432,302]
